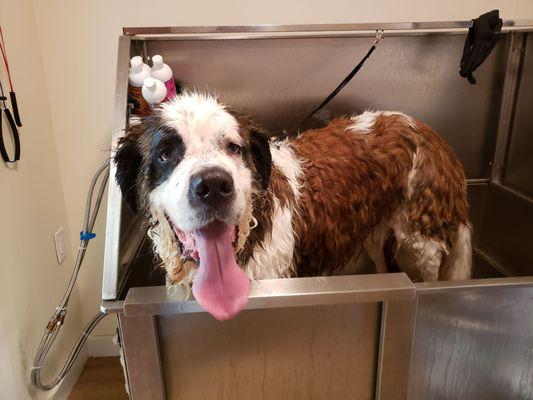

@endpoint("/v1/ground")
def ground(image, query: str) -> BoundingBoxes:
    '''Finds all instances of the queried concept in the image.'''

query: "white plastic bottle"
[142,77,167,106]
[150,55,177,101]
[128,56,151,114]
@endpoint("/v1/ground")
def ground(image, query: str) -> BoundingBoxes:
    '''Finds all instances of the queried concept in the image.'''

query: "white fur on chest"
[244,141,302,280]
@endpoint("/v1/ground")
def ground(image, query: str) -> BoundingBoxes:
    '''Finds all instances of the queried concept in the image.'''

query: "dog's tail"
[439,223,472,280]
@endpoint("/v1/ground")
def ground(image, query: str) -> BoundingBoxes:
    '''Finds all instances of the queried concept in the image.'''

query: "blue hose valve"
[79,231,96,241]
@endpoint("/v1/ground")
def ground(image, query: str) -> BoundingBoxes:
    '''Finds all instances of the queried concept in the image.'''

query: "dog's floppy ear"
[250,131,272,190]
[225,106,272,189]
[114,135,142,213]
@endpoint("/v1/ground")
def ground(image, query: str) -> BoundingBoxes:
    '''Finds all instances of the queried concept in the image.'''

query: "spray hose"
[31,160,111,391]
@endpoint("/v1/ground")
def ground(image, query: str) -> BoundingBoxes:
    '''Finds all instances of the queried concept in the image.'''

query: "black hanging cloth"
[459,10,503,84]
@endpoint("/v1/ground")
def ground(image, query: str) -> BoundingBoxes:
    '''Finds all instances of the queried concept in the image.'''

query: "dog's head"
[114,92,272,319]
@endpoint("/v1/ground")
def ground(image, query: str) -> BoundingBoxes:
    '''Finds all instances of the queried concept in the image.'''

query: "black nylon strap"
[290,43,377,137]
[0,80,20,163]
[0,106,20,163]
[10,91,22,127]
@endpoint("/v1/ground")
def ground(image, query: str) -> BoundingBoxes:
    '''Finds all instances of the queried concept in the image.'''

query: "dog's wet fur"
[115,92,472,286]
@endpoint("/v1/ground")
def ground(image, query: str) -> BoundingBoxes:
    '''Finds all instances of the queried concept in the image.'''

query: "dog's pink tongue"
[192,221,250,320]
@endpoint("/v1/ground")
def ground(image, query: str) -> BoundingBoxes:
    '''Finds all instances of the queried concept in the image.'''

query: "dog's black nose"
[189,167,235,207]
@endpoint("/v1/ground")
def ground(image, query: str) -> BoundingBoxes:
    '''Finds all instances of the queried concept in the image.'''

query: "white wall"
[0,0,86,399]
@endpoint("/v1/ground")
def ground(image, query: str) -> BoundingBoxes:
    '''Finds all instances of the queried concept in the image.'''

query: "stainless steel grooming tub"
[102,21,533,399]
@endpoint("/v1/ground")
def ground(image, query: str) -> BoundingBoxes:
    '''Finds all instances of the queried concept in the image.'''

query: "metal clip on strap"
[374,29,384,45]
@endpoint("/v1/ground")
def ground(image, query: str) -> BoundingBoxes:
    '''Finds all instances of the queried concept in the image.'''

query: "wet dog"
[114,91,472,319]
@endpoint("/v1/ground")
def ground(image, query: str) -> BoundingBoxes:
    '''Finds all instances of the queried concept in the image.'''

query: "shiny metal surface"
[474,248,508,276]
[100,300,124,314]
[119,273,416,399]
[415,275,533,290]
[118,216,146,270]
[410,278,533,399]
[466,183,506,278]
[105,23,533,399]
[478,184,533,276]
[102,35,130,300]
[115,216,149,297]
[494,181,533,206]
[492,33,526,183]
[466,181,488,247]
[123,20,533,39]
[505,33,533,196]
[118,276,533,400]
[147,34,506,178]
[158,303,381,399]
[103,23,528,300]
[123,273,415,316]
[119,315,166,400]
[376,300,416,400]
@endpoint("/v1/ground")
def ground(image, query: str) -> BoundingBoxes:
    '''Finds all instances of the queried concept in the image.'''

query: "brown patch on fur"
[117,104,469,282]
[402,119,470,244]
[290,114,469,276]
[291,117,412,275]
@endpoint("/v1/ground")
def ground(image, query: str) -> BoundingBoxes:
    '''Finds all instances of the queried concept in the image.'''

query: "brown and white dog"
[114,91,472,319]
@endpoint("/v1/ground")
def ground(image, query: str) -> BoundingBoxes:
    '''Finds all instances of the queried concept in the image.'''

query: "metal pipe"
[466,178,490,185]
[122,20,533,36]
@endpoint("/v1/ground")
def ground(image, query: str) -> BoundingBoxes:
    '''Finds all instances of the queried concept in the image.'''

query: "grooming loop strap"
[291,29,385,136]
[0,82,20,163]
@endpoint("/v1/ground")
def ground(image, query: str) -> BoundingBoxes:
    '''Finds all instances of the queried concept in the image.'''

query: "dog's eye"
[228,142,242,155]
[158,146,174,162]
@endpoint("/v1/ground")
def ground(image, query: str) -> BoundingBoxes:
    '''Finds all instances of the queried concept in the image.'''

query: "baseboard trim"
[87,335,120,357]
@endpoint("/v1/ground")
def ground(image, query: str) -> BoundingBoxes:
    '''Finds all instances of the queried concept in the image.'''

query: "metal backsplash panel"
[505,33,533,196]
[147,34,507,178]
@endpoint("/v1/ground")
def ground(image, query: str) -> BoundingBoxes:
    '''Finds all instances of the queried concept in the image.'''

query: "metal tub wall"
[106,27,511,297]
[113,275,533,400]
[476,33,533,278]
[103,23,533,400]
[144,34,506,178]
[158,304,382,399]
[115,274,417,400]
[504,33,533,197]
[410,279,533,399]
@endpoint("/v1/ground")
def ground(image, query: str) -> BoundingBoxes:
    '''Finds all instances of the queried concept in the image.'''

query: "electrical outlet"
[54,227,67,264]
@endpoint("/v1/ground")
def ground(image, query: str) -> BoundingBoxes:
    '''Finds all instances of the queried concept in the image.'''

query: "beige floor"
[69,357,128,400]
